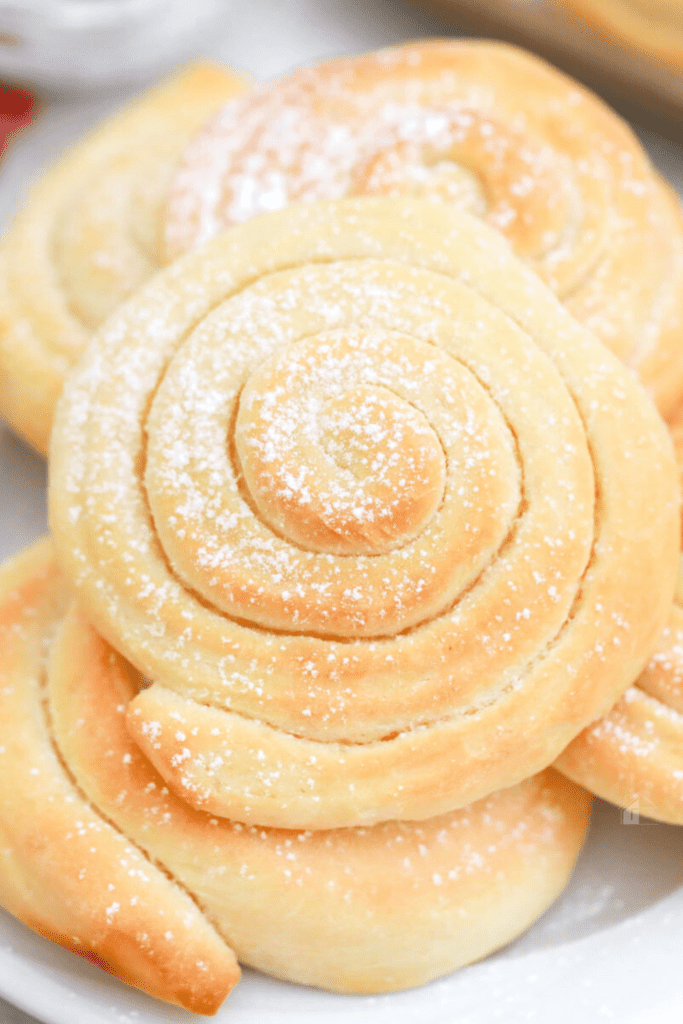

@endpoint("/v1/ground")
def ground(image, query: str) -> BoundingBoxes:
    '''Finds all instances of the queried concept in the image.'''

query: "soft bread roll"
[0,60,248,455]
[556,408,683,823]
[49,199,678,829]
[165,40,683,419]
[560,0,683,74]
[0,538,592,1005]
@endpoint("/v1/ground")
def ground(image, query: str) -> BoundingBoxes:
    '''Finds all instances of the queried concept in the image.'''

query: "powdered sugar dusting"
[165,40,683,400]
[50,196,677,826]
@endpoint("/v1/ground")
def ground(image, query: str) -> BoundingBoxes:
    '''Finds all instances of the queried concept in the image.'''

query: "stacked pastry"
[0,40,681,1016]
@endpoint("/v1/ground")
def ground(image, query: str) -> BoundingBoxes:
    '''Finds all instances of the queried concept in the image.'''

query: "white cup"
[0,0,229,91]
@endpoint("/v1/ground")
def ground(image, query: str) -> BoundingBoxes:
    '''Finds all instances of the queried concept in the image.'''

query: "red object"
[0,82,36,159]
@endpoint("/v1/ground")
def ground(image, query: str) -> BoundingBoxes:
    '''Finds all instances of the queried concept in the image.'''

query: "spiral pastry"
[0,60,247,456]
[49,199,678,829]
[559,0,683,74]
[0,539,591,1010]
[556,407,683,823]
[165,39,683,420]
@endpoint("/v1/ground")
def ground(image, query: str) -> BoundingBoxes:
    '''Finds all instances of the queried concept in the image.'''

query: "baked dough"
[0,539,239,1014]
[556,408,683,823]
[0,538,591,1007]
[0,60,247,455]
[561,0,683,74]
[49,198,678,829]
[165,40,683,419]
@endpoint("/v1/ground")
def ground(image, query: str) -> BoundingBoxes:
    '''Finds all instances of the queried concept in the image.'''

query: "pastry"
[560,0,683,75]
[0,60,247,455]
[165,39,683,419]
[48,198,678,829]
[556,407,683,823]
[0,538,592,1009]
[0,539,239,1014]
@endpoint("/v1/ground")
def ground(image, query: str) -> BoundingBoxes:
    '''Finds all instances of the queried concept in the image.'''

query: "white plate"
[3,2,683,1021]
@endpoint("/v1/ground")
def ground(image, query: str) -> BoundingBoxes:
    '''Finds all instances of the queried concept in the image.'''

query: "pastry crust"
[49,198,678,829]
[165,39,683,419]
[561,0,683,74]
[0,539,240,1015]
[556,408,683,823]
[0,539,591,1001]
[0,60,247,455]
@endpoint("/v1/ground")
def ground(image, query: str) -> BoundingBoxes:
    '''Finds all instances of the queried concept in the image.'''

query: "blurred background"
[0,0,681,234]
[1,1,682,116]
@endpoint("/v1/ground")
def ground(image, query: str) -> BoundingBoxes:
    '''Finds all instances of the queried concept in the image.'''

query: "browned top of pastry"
[0,539,240,1014]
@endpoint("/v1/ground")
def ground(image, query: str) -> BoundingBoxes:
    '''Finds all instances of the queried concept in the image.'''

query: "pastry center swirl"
[235,337,447,556]
[143,294,525,640]
[348,113,574,266]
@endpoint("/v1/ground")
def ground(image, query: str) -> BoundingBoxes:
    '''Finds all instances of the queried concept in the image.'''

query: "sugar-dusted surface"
[556,412,683,821]
[0,62,247,456]
[165,39,683,419]
[0,540,240,1014]
[50,198,678,829]
[2,794,683,1024]
[0,538,591,1008]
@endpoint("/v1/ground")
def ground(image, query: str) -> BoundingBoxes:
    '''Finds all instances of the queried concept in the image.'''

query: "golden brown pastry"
[0,60,247,456]
[556,407,683,823]
[0,539,239,1015]
[49,199,678,830]
[165,40,683,420]
[0,538,591,1010]
[560,0,683,74]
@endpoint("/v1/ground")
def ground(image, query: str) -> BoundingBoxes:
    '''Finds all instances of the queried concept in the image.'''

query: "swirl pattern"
[165,40,683,419]
[0,539,591,1009]
[556,409,683,823]
[49,199,679,828]
[0,61,246,455]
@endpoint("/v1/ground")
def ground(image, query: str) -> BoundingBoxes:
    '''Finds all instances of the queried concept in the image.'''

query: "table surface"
[1,1,683,1021]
